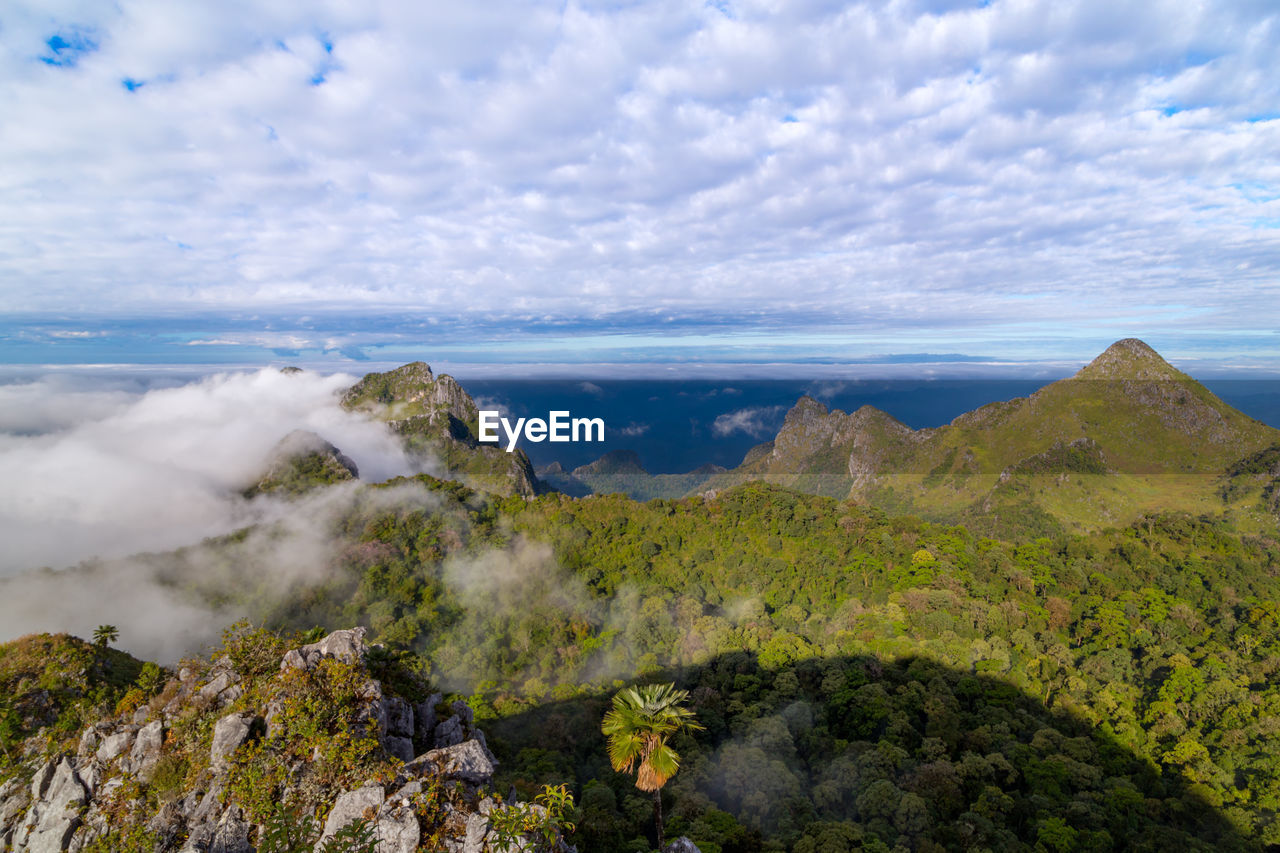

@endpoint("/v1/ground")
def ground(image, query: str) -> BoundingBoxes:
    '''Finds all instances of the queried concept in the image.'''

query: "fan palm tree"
[602,683,702,850]
[92,624,118,650]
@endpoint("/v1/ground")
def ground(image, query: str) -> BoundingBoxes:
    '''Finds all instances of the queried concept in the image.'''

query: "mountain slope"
[342,362,540,497]
[538,450,724,500]
[243,429,359,498]
[709,339,1280,532]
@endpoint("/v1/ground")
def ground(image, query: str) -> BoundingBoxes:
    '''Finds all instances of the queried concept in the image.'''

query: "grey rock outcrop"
[433,714,465,749]
[210,713,259,772]
[402,739,497,786]
[0,628,573,853]
[317,784,384,849]
[382,696,416,762]
[12,757,86,853]
[373,802,420,853]
[664,838,703,853]
[384,696,414,739]
[128,719,165,782]
[414,694,441,746]
[281,627,369,670]
[0,777,30,848]
[95,729,134,764]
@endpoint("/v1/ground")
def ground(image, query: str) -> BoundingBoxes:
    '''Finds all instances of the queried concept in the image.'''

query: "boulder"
[316,784,384,850]
[129,720,165,782]
[96,729,135,764]
[210,713,260,772]
[198,670,242,707]
[433,715,465,749]
[402,740,496,786]
[375,802,420,853]
[449,700,475,727]
[75,729,100,765]
[281,628,368,671]
[462,812,490,853]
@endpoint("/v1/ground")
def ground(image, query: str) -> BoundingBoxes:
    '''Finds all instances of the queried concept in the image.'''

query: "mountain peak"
[1076,338,1181,380]
[573,449,647,477]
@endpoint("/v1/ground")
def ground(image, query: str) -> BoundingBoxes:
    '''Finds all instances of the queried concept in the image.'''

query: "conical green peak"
[1076,338,1181,380]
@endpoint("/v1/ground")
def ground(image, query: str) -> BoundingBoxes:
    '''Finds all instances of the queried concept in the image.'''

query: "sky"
[1,0,1278,373]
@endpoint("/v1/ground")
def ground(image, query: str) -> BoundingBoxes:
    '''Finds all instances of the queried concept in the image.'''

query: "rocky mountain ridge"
[0,628,571,853]
[340,363,540,498]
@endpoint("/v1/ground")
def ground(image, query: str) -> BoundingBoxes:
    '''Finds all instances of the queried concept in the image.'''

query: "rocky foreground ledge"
[0,628,574,853]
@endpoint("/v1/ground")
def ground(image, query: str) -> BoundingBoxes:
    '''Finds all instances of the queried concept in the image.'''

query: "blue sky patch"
[41,29,99,67]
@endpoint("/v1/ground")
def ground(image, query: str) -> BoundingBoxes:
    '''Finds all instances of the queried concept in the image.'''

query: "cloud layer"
[1,0,1277,364]
[0,368,418,574]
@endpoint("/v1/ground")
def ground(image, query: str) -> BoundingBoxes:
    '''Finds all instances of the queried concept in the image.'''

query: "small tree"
[601,683,702,850]
[92,625,119,650]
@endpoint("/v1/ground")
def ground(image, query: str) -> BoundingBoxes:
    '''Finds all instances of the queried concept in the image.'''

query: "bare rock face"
[0,777,31,848]
[462,811,491,853]
[414,694,442,746]
[281,627,369,671]
[316,784,385,849]
[402,740,497,787]
[374,803,421,853]
[95,729,134,764]
[383,696,414,739]
[12,757,86,853]
[210,713,260,772]
[128,720,165,782]
[664,838,703,853]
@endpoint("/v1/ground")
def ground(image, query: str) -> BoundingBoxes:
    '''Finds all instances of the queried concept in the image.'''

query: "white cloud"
[712,404,787,438]
[0,368,420,574]
[0,0,1276,350]
[0,480,443,663]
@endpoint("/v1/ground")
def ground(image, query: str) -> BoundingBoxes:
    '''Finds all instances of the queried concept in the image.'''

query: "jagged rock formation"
[705,339,1280,533]
[0,629,571,853]
[245,430,359,498]
[342,362,540,498]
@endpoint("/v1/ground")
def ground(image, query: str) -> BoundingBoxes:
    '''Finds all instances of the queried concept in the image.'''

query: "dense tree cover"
[20,473,1276,849]
[216,474,1280,850]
